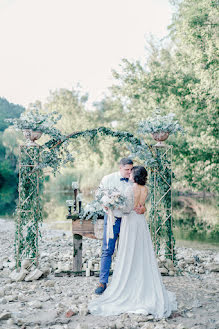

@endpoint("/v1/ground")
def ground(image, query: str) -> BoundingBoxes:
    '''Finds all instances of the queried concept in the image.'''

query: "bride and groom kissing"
[88,158,177,318]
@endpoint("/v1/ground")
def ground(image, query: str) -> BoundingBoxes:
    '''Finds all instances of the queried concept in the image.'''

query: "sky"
[0,0,173,108]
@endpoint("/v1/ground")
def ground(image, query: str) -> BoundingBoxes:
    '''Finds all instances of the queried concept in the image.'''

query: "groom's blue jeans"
[99,214,121,284]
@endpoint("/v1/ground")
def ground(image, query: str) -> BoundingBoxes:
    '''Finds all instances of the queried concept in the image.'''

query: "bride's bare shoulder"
[143,185,148,194]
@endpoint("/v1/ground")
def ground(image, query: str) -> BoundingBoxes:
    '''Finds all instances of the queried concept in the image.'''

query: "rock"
[5,294,17,302]
[146,315,154,320]
[44,280,55,287]
[176,324,187,329]
[28,300,42,309]
[206,263,219,272]
[39,295,50,302]
[115,320,124,329]
[10,269,28,282]
[69,304,79,314]
[169,270,175,276]
[178,260,186,268]
[214,253,219,262]
[0,288,5,297]
[165,258,174,268]
[141,323,154,329]
[15,319,25,326]
[176,254,184,261]
[6,318,14,326]
[25,268,43,281]
[41,266,51,276]
[8,261,16,270]
[185,258,194,264]
[55,287,62,294]
[18,293,29,302]
[0,311,12,320]
[50,261,58,270]
[21,259,33,269]
[0,297,7,304]
[65,309,77,318]
[198,268,205,274]
[79,303,89,316]
[120,313,129,321]
[159,267,169,275]
[159,255,166,263]
[75,324,88,329]
[154,324,166,329]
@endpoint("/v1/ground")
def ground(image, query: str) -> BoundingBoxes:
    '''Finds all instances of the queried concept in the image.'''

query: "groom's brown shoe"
[95,283,107,295]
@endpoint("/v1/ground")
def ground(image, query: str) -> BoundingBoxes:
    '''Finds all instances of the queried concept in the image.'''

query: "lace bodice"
[120,186,134,214]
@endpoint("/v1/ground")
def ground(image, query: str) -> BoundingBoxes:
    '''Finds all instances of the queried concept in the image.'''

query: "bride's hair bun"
[132,166,147,186]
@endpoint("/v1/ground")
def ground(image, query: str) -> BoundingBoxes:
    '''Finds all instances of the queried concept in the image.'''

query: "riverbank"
[0,218,219,329]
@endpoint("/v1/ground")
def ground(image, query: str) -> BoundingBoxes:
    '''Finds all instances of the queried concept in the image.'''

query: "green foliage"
[0,97,25,132]
[15,146,43,266]
[79,200,105,222]
[6,106,74,174]
[0,156,18,215]
[6,105,62,132]
[10,106,177,263]
[0,98,24,215]
[108,0,218,193]
[138,111,184,135]
[0,134,18,216]
[148,148,175,259]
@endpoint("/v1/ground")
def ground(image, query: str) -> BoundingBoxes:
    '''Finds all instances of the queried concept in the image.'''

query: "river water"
[44,190,219,250]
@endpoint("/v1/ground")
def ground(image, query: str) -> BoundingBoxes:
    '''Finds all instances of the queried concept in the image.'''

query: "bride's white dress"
[88,186,177,318]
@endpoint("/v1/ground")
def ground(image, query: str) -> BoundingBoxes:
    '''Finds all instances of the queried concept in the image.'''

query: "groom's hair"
[119,158,133,166]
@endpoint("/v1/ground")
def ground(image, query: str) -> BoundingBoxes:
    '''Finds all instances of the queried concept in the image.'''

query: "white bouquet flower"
[95,187,126,210]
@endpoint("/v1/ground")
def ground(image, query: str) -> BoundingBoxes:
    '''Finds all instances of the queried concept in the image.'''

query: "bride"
[88,166,177,318]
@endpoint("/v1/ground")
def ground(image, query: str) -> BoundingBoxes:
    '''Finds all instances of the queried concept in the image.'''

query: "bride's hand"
[135,205,146,214]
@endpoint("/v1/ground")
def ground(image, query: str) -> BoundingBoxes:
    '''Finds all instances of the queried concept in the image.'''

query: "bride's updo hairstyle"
[132,166,147,186]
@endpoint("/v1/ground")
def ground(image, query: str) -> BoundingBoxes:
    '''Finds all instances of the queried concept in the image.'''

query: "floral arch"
[8,110,178,269]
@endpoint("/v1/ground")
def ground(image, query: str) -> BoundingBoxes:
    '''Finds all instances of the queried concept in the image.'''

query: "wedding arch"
[8,110,178,269]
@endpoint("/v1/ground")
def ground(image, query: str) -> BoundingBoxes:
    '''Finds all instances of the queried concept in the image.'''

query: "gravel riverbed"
[0,218,219,329]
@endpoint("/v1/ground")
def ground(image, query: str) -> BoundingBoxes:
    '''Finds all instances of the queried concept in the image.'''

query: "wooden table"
[67,216,104,274]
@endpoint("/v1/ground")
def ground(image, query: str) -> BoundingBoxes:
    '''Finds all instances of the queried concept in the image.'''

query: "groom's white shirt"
[100,171,133,218]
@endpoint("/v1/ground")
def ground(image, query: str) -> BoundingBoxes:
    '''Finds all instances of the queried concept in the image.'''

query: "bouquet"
[95,187,127,247]
[95,187,126,210]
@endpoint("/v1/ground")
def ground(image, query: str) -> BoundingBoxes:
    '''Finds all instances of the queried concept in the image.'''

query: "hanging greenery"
[15,146,43,267]
[149,147,175,260]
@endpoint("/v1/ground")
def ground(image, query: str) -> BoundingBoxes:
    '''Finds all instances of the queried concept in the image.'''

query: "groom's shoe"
[95,283,107,295]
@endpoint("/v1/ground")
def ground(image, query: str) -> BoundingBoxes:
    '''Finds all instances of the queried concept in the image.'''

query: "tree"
[105,0,219,193]
[0,98,24,215]
[0,98,25,131]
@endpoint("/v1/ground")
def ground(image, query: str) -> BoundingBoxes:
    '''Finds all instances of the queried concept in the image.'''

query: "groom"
[95,158,146,294]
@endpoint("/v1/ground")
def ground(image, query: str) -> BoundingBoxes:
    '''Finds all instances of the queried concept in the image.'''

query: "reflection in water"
[44,191,219,249]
